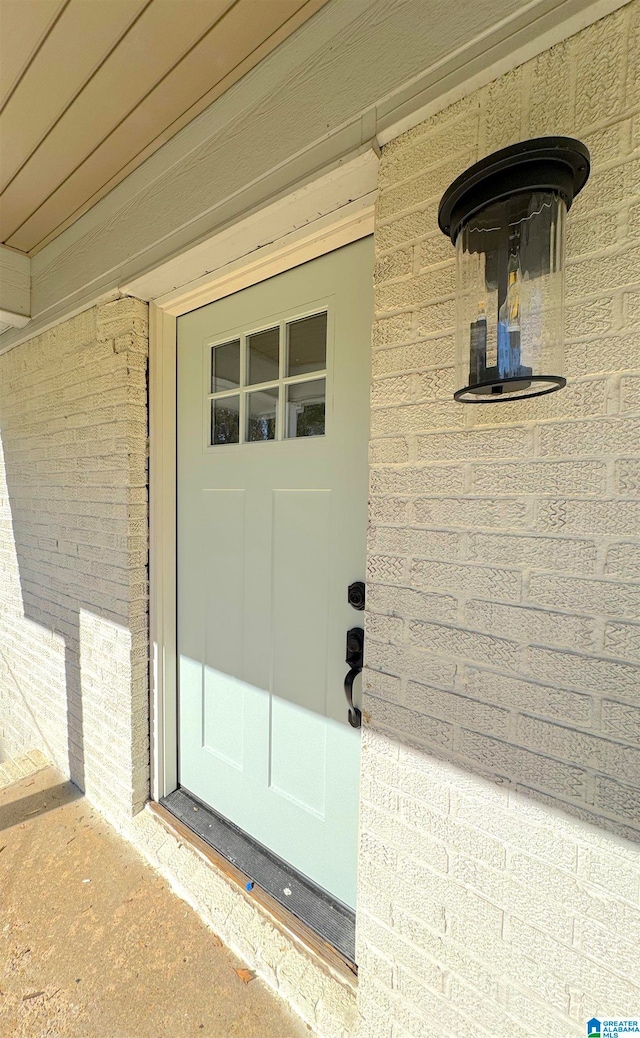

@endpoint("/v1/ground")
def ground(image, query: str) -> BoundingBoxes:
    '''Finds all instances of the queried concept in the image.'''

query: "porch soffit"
[0,0,630,354]
[0,0,330,255]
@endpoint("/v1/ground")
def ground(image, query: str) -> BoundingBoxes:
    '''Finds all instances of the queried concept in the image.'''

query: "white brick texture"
[0,299,149,821]
[362,4,640,1036]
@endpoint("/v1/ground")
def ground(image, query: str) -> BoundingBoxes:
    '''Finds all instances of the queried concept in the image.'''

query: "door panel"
[177,238,373,907]
[272,489,331,712]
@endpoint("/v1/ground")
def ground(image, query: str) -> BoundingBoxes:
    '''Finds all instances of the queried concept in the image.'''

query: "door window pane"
[287,313,327,376]
[247,327,279,385]
[211,339,240,393]
[286,379,325,438]
[212,396,240,444]
[247,387,278,441]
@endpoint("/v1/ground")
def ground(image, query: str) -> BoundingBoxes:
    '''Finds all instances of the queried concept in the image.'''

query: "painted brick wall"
[0,298,149,821]
[359,4,640,1036]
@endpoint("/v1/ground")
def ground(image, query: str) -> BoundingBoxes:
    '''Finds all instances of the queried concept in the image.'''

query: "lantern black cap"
[438,136,590,244]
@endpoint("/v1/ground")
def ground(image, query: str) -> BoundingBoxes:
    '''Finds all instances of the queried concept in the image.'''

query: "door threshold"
[157,787,357,970]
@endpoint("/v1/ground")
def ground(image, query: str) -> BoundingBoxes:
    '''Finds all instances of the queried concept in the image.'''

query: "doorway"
[171,238,373,949]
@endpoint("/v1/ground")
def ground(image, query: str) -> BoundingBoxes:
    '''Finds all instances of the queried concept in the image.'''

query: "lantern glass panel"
[455,190,566,401]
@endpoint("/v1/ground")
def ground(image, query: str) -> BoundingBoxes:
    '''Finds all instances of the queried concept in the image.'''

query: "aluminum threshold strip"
[160,786,356,963]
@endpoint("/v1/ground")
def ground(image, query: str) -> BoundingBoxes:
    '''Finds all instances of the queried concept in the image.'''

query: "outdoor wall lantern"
[438,137,590,402]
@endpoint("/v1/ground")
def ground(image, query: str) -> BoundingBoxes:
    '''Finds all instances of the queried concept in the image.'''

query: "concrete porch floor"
[0,763,310,1038]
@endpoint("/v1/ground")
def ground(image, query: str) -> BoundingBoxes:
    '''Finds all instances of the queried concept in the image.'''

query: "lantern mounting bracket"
[438,136,590,244]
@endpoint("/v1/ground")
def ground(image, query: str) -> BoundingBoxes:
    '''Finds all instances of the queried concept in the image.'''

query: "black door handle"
[344,627,363,728]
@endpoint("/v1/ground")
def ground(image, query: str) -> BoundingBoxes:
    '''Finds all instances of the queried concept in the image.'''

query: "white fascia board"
[123,148,378,310]
[0,245,30,326]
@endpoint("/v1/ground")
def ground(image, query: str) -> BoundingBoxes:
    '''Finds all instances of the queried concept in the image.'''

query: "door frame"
[146,148,378,803]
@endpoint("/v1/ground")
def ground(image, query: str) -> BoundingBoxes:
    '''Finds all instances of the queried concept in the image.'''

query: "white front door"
[177,238,373,908]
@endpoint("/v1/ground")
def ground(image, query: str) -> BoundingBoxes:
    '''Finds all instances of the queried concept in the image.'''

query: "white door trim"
[124,148,378,311]
[147,150,377,801]
[149,304,178,800]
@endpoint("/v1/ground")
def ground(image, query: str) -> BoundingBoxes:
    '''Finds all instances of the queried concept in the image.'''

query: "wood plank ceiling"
[0,0,328,255]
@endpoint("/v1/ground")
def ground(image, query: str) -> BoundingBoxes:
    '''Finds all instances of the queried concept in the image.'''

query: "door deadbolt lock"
[347,581,366,611]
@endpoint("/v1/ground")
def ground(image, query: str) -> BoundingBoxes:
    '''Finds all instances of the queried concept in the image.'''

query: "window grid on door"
[206,310,328,446]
